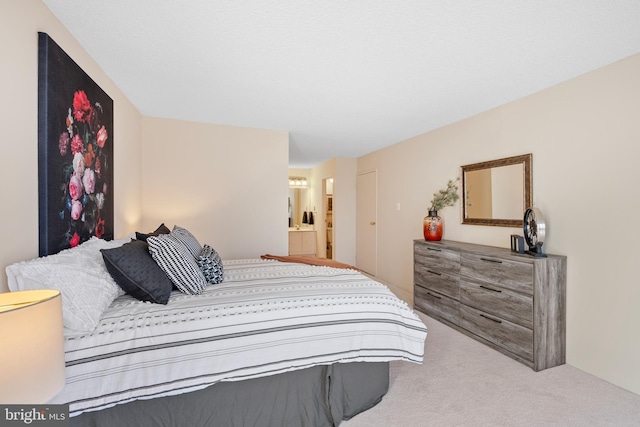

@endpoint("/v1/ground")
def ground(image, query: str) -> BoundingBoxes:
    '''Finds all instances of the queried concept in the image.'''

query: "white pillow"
[5,237,131,335]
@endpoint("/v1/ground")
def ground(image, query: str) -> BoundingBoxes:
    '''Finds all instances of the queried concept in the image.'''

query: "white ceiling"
[43,1,640,168]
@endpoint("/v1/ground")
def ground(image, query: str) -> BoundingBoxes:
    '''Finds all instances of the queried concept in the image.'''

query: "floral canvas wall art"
[38,33,113,256]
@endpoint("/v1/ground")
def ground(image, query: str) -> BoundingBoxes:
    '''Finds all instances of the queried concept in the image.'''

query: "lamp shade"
[0,289,65,404]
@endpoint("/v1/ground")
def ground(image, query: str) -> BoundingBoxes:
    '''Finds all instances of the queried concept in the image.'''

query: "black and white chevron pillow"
[197,244,224,285]
[171,225,203,258]
[147,233,207,295]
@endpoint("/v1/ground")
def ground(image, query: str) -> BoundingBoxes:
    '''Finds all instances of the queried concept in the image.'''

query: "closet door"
[356,171,377,275]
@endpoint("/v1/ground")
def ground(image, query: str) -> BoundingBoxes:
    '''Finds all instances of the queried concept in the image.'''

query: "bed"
[6,232,427,427]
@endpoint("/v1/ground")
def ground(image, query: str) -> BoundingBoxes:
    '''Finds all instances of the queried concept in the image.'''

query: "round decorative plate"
[523,207,545,248]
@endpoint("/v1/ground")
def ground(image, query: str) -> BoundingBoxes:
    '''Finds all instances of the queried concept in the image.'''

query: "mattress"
[50,259,427,416]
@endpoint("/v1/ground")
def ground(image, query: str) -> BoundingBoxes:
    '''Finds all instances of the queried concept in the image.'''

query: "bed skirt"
[70,361,389,427]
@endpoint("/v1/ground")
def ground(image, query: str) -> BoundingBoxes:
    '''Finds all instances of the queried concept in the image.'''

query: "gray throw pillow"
[101,240,173,304]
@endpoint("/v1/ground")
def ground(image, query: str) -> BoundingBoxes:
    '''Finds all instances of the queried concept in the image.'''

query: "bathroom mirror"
[461,154,532,227]
[288,187,309,228]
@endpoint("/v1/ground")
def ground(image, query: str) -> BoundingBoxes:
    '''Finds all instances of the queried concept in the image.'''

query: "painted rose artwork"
[38,33,113,256]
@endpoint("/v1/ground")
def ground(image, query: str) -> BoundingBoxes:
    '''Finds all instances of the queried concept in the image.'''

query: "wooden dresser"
[413,239,566,371]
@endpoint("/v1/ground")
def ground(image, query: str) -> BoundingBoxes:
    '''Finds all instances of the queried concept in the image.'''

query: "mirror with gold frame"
[461,154,532,227]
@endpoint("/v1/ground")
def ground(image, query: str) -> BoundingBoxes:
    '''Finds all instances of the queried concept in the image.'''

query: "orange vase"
[423,210,443,241]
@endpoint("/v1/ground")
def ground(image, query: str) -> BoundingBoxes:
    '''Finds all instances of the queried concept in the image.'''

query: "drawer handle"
[427,248,442,252]
[426,270,442,276]
[426,292,441,300]
[479,285,502,293]
[480,314,502,324]
[480,257,502,264]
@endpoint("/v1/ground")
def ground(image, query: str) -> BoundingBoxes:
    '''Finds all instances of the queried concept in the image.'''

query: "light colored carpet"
[342,312,640,427]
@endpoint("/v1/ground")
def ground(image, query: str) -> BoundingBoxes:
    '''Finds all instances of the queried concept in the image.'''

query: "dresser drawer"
[460,278,532,329]
[414,244,460,274]
[415,264,459,299]
[460,253,533,295]
[460,305,533,362]
[414,285,459,325]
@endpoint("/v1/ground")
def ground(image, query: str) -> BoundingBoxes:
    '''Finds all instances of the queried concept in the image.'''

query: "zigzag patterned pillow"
[197,244,224,284]
[147,233,207,295]
[171,225,202,258]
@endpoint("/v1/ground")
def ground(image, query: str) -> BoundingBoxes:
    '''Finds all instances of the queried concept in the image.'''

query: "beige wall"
[358,53,640,395]
[0,0,144,292]
[333,158,357,265]
[141,117,289,259]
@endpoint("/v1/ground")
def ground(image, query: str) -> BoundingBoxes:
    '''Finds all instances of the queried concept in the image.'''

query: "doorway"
[323,177,334,259]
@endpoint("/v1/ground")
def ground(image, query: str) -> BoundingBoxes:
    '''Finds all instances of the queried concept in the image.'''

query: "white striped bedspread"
[52,259,428,416]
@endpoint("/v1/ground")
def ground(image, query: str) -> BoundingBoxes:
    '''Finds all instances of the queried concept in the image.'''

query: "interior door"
[356,171,377,275]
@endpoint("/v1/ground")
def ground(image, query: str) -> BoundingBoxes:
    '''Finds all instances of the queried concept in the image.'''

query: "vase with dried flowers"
[424,178,460,241]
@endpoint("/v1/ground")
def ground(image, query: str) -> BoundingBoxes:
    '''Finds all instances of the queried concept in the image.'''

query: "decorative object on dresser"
[424,178,460,241]
[510,234,525,254]
[523,207,547,257]
[423,211,443,241]
[413,239,566,371]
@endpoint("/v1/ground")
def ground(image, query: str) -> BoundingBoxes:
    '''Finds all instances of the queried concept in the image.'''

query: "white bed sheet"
[50,259,427,416]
